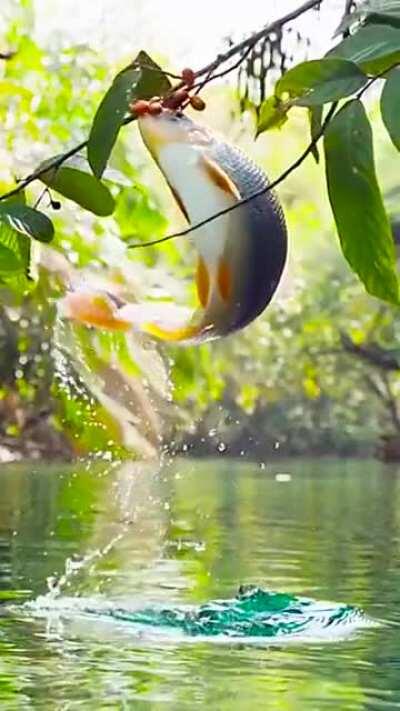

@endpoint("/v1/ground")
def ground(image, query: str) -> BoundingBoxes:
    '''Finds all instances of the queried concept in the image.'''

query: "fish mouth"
[138,110,206,158]
[138,111,186,154]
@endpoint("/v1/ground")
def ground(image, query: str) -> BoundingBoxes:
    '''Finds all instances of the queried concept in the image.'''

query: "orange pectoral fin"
[202,156,241,199]
[217,258,232,303]
[196,256,210,308]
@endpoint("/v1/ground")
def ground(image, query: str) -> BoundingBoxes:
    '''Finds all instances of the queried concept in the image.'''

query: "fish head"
[138,109,209,160]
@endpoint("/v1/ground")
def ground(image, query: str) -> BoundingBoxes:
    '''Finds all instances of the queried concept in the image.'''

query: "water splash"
[44,530,126,602]
[24,585,375,643]
[52,315,167,459]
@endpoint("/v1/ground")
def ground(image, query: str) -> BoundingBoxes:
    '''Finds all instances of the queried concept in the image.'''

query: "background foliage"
[1,0,400,461]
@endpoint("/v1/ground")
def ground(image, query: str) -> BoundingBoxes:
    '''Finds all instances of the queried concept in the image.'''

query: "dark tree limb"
[340,332,400,372]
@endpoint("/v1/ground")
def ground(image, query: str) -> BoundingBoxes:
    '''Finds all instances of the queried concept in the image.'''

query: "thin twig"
[0,0,324,204]
[33,186,49,209]
[357,61,400,99]
[191,43,255,92]
[128,102,338,250]
[0,139,87,202]
[193,0,323,81]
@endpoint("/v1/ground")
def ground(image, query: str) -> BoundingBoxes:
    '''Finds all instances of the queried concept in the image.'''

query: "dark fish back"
[210,139,287,332]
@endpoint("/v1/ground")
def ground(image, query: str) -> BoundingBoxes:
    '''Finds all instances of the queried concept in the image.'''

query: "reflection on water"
[0,458,400,708]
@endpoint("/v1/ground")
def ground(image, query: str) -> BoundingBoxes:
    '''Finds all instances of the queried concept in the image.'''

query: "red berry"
[148,101,162,115]
[181,67,195,87]
[163,88,189,109]
[129,99,150,116]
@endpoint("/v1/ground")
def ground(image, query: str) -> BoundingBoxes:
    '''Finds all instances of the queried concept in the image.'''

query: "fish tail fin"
[60,291,207,343]
[117,303,202,343]
[59,291,132,332]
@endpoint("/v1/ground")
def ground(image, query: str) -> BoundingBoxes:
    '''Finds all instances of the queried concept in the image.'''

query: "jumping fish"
[61,109,287,344]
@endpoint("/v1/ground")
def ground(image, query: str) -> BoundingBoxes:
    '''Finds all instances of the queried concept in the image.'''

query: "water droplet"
[275,473,291,483]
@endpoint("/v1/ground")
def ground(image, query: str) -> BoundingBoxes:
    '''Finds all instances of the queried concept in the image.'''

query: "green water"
[1,458,400,708]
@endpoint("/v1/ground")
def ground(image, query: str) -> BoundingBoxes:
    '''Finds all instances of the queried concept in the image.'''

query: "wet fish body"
[61,111,287,344]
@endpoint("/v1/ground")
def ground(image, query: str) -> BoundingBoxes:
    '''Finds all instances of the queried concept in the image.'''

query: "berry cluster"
[129,67,206,117]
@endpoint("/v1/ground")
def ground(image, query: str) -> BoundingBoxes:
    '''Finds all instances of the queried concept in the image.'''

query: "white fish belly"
[158,142,236,267]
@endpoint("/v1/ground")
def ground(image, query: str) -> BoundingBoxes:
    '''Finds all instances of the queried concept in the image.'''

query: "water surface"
[0,457,399,709]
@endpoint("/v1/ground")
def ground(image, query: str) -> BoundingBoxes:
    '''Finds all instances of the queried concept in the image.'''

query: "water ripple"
[23,585,376,643]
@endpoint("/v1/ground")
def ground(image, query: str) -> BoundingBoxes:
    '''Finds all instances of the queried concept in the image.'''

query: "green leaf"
[366,14,400,29]
[87,67,140,179]
[256,96,289,136]
[39,155,115,216]
[0,202,54,242]
[333,10,362,37]
[0,221,32,294]
[276,59,367,106]
[0,222,30,268]
[308,105,323,163]
[324,99,399,305]
[0,242,23,272]
[329,24,400,74]
[3,191,27,206]
[380,67,400,150]
[88,50,172,178]
[360,0,400,22]
[133,50,172,101]
[334,0,400,37]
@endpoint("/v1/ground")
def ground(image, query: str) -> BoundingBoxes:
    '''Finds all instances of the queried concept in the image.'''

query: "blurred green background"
[1,0,400,464]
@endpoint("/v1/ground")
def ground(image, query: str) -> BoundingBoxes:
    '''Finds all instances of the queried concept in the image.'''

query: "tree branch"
[0,140,88,202]
[128,102,338,250]
[0,0,324,204]
[344,0,355,15]
[340,331,400,371]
